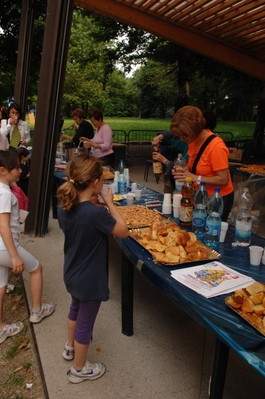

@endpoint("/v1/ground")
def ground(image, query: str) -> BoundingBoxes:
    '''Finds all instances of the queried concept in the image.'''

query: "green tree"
[63,9,136,117]
[0,0,47,108]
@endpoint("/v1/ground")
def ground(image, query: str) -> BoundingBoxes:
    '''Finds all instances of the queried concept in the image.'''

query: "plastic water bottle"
[192,182,208,241]
[124,168,130,189]
[174,153,186,192]
[207,187,223,216]
[118,173,127,194]
[204,212,222,248]
[235,188,253,246]
[205,188,223,248]
[118,159,124,175]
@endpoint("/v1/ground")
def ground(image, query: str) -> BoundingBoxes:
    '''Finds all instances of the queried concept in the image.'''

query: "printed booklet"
[171,261,254,298]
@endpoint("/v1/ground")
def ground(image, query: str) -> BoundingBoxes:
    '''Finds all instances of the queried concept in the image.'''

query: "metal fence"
[111,129,162,165]
[213,131,235,148]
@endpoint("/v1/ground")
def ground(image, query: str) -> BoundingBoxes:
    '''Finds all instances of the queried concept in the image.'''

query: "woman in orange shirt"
[171,106,234,221]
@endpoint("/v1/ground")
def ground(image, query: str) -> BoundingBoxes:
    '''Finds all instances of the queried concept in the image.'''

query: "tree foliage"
[0,3,262,122]
[0,0,47,108]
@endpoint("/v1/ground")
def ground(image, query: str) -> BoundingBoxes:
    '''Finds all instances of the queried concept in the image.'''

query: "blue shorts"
[0,245,39,288]
[68,296,101,345]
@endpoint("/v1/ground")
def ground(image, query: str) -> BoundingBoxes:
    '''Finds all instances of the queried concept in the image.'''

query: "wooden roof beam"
[75,0,265,80]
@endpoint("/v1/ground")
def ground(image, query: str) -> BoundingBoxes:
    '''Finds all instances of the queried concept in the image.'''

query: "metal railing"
[214,131,234,142]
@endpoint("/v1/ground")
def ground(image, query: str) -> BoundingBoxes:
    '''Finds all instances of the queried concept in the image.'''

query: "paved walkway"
[19,165,265,399]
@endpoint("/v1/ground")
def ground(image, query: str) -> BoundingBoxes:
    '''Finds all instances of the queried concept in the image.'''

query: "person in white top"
[1,103,30,149]
[0,150,55,344]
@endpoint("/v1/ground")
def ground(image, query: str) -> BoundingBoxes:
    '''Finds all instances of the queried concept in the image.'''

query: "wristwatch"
[196,175,202,184]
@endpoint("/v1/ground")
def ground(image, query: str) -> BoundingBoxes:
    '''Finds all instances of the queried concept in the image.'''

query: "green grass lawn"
[28,117,255,141]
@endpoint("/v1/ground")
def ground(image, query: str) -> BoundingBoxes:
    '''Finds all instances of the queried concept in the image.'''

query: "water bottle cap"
[214,187,220,192]
[200,181,206,186]
[211,212,219,217]
[185,177,193,182]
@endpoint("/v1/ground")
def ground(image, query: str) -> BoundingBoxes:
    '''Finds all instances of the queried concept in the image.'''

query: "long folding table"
[114,188,265,399]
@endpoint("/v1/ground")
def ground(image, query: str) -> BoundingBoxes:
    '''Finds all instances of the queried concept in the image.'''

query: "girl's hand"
[11,255,25,274]
[91,196,98,204]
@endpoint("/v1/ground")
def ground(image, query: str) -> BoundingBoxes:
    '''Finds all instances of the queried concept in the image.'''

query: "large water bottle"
[118,159,124,175]
[118,173,127,194]
[173,153,186,192]
[192,182,208,241]
[204,212,222,248]
[235,188,253,246]
[207,187,223,216]
[205,188,223,248]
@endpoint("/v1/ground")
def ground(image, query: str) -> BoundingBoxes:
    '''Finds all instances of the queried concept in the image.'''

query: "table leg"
[209,338,229,399]
[121,251,134,336]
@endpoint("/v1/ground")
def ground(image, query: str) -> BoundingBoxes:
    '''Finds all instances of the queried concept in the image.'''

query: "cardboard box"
[229,149,243,161]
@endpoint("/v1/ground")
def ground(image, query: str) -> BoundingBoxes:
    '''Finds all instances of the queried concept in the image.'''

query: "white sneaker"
[0,321,24,344]
[62,341,75,360]
[29,302,55,323]
[67,360,106,383]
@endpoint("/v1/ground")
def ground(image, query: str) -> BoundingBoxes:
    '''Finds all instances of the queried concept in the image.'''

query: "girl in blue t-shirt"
[57,154,128,384]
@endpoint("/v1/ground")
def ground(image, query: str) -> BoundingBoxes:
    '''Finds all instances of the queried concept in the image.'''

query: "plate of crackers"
[237,164,265,175]
[130,220,221,266]
[117,205,164,228]
[103,171,115,179]
[225,281,265,336]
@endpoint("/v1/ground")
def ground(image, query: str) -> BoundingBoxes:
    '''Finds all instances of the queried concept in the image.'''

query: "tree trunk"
[253,83,265,152]
[174,49,191,112]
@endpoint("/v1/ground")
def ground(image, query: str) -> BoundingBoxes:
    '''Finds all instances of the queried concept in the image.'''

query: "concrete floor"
[20,164,265,399]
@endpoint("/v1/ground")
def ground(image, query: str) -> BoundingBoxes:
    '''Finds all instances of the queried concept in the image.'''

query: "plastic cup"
[249,246,263,266]
[162,204,172,215]
[173,207,180,218]
[163,193,171,206]
[131,183,138,192]
[126,193,134,206]
[110,183,116,194]
[134,189,142,201]
[101,184,109,195]
[219,222,228,243]
[173,193,182,207]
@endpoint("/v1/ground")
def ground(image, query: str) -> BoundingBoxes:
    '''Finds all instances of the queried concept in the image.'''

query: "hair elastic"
[69,179,75,184]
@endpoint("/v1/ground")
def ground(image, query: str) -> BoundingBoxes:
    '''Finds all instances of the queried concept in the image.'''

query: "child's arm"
[101,188,128,239]
[0,213,25,274]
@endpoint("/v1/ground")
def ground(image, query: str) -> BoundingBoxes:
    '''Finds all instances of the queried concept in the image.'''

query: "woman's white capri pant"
[0,246,39,288]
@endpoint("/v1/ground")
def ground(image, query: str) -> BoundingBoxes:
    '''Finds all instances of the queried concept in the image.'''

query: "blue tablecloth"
[115,206,265,378]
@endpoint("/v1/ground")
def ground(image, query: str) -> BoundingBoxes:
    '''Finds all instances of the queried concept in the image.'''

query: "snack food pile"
[130,220,210,265]
[226,281,265,335]
[103,171,115,179]
[117,205,163,227]
[237,164,265,175]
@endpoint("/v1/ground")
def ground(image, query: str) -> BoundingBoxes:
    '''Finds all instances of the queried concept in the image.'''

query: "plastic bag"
[228,175,265,237]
